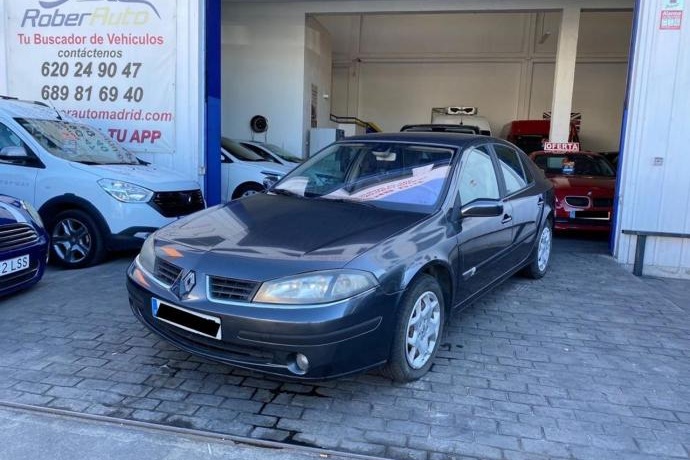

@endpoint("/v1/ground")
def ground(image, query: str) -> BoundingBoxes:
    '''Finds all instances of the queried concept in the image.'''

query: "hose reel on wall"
[250,115,268,141]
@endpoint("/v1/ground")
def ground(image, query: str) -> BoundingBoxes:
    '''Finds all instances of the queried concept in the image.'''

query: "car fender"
[38,194,111,236]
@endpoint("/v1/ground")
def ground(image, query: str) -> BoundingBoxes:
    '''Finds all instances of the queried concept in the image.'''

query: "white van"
[0,97,204,268]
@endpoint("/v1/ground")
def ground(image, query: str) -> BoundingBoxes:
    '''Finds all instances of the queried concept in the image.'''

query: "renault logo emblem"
[181,271,196,296]
[171,270,196,299]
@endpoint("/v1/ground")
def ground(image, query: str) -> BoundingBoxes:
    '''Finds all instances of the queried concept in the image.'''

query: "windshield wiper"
[313,196,379,209]
[272,188,303,198]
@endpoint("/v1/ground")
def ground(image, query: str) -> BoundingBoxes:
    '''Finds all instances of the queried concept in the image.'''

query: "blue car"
[0,195,49,296]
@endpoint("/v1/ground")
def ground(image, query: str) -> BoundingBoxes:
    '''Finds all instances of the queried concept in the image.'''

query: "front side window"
[457,146,500,205]
[274,142,456,213]
[494,144,529,195]
[16,118,137,165]
[0,123,25,150]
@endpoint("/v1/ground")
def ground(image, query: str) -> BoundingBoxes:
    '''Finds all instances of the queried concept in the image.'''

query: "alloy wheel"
[405,291,442,369]
[537,225,552,272]
[52,218,92,264]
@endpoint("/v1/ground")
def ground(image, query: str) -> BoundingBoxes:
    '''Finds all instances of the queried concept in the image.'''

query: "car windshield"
[273,142,456,213]
[221,137,264,162]
[263,143,301,163]
[15,118,137,165]
[534,153,615,177]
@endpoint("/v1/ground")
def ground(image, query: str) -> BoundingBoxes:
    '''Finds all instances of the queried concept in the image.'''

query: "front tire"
[232,183,264,200]
[382,274,445,382]
[49,209,106,269]
[523,218,552,279]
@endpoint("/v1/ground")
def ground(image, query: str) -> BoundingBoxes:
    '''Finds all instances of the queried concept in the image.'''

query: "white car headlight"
[253,270,378,305]
[98,179,153,203]
[137,235,156,274]
[20,200,44,228]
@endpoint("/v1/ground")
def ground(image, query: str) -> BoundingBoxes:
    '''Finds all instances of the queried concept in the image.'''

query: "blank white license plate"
[0,254,30,277]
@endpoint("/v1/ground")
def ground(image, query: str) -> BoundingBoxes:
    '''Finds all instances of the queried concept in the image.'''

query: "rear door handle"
[537,197,545,207]
[502,214,512,224]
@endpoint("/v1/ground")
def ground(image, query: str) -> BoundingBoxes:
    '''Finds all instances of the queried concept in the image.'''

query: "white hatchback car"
[221,137,292,200]
[0,97,204,268]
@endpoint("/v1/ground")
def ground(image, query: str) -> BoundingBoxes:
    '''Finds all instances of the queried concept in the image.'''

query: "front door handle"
[502,214,513,224]
[537,196,545,207]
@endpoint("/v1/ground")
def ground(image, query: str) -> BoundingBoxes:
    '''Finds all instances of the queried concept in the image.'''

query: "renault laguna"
[127,133,554,382]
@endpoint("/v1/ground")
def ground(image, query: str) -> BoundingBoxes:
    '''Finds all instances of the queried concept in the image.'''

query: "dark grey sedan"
[127,133,554,382]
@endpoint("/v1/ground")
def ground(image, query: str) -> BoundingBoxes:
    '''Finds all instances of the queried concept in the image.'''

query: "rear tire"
[49,209,106,269]
[523,218,552,279]
[382,274,445,382]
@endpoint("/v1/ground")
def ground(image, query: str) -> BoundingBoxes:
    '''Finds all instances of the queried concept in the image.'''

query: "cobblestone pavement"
[1,235,689,460]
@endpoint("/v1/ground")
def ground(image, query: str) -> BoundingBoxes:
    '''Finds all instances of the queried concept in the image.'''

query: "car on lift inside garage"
[221,137,293,200]
[128,132,554,382]
[0,194,48,296]
[530,150,615,232]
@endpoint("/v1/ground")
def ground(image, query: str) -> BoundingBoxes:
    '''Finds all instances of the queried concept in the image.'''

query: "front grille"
[565,196,590,207]
[154,258,182,285]
[0,224,39,251]
[150,189,205,218]
[592,198,613,208]
[208,276,259,302]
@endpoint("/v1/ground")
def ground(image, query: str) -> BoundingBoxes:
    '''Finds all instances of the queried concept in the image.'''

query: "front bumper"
[554,204,612,232]
[0,238,48,297]
[126,261,400,380]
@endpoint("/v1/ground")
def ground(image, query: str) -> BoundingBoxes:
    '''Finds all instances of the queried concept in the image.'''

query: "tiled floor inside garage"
[1,235,689,460]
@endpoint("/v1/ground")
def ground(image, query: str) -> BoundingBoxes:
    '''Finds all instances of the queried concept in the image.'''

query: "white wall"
[303,16,336,155]
[221,5,307,156]
[614,2,690,279]
[323,10,632,152]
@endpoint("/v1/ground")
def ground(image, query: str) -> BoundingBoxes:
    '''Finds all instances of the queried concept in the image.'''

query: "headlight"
[253,270,378,305]
[20,200,44,228]
[138,235,156,274]
[98,179,153,203]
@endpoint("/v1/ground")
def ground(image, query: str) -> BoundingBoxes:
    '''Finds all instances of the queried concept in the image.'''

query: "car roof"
[343,132,497,148]
[0,97,63,120]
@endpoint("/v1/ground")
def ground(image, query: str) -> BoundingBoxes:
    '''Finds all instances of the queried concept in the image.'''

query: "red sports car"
[530,151,616,232]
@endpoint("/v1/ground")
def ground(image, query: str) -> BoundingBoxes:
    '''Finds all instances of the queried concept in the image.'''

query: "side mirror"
[460,200,504,218]
[0,146,28,158]
[262,172,282,190]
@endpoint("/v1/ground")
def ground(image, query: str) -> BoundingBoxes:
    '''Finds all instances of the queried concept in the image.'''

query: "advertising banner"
[4,0,177,153]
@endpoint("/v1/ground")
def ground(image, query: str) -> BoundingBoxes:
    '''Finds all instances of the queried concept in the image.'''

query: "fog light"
[288,353,310,375]
[296,353,309,372]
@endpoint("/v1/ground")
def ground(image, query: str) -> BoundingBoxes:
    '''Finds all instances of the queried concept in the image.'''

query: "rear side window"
[494,144,530,195]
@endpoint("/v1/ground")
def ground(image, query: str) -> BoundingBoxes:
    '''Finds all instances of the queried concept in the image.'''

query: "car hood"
[154,193,425,280]
[69,163,200,191]
[548,175,616,192]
